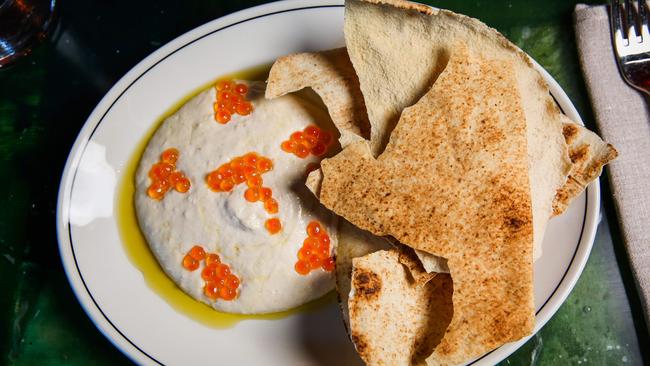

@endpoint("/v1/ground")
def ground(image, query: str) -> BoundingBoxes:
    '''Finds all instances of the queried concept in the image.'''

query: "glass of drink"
[0,0,56,68]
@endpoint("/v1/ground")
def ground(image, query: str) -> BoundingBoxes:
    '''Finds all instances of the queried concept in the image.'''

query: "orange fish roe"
[205,253,220,267]
[206,152,281,233]
[161,148,179,164]
[321,257,335,272]
[256,157,273,173]
[244,187,260,202]
[265,218,282,234]
[294,220,334,275]
[306,221,322,237]
[213,80,253,124]
[206,153,273,193]
[182,245,241,302]
[260,187,273,201]
[188,245,206,261]
[147,148,191,200]
[182,254,200,271]
[294,261,310,275]
[280,125,333,159]
[264,198,279,214]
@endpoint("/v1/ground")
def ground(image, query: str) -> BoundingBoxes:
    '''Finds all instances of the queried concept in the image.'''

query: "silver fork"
[610,0,650,94]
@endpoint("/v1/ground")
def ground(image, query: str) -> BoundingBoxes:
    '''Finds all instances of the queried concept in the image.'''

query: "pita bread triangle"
[319,43,536,365]
[348,248,453,366]
[265,47,615,275]
[344,0,571,262]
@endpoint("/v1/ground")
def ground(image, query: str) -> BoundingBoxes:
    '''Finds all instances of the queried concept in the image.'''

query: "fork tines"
[611,0,650,59]
[612,0,650,44]
[610,1,650,94]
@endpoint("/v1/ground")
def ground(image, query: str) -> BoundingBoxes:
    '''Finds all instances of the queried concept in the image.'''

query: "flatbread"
[267,51,611,277]
[335,220,392,330]
[336,224,440,340]
[349,249,453,366]
[344,0,571,261]
[271,49,610,220]
[264,37,614,270]
[396,245,438,286]
[414,250,449,274]
[265,48,370,148]
[344,0,444,157]
[413,116,617,274]
[553,116,618,215]
[319,45,536,365]
[417,118,618,274]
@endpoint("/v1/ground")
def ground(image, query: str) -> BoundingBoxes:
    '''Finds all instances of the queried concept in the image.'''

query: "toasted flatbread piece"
[344,0,570,261]
[335,220,392,330]
[265,2,613,269]
[553,116,618,214]
[275,1,609,281]
[344,0,445,156]
[288,80,608,278]
[349,249,453,366]
[265,48,370,147]
[414,250,449,274]
[417,118,617,273]
[319,46,535,365]
[336,223,437,335]
[263,43,610,260]
[396,245,438,286]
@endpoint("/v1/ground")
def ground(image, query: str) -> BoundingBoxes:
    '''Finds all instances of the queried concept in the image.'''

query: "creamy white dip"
[135,82,337,314]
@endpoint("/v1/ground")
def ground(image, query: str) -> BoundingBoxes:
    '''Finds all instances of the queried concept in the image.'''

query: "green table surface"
[1,0,648,365]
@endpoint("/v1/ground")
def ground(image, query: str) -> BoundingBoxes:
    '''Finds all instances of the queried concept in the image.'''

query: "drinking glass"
[0,0,56,68]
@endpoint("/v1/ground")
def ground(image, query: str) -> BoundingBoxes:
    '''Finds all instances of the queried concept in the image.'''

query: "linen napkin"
[574,4,650,330]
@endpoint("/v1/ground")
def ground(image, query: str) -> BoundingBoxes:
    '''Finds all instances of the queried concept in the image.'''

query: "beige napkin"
[574,4,650,330]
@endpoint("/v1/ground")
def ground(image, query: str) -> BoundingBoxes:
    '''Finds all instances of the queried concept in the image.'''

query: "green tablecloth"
[0,0,647,364]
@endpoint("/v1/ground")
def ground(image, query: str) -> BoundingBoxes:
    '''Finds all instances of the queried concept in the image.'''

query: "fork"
[610,0,650,94]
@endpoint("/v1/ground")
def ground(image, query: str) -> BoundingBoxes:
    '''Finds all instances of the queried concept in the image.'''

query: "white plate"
[56,1,600,365]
